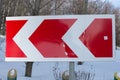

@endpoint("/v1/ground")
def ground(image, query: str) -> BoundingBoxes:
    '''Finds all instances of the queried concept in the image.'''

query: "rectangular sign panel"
[6,15,115,61]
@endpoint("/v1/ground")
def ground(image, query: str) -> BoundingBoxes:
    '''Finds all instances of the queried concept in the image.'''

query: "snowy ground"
[0,35,120,80]
[1,61,120,80]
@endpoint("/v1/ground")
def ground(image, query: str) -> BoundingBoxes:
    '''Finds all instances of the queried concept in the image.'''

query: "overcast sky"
[102,0,120,8]
[103,0,120,7]
[109,0,120,8]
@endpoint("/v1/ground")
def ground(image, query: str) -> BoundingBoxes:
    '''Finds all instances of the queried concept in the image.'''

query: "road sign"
[6,15,115,61]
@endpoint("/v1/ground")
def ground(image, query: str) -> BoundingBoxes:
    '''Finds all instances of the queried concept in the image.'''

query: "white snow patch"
[10,69,16,76]
[117,72,120,77]
[117,46,120,50]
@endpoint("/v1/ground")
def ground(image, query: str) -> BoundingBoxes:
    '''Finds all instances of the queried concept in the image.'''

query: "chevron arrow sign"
[5,15,115,61]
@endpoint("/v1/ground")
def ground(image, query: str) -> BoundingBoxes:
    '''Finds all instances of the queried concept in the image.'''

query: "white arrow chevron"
[62,15,95,61]
[13,17,44,61]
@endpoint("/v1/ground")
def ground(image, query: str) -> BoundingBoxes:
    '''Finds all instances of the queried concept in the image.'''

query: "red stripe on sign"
[80,19,112,57]
[6,20,27,57]
[29,19,77,58]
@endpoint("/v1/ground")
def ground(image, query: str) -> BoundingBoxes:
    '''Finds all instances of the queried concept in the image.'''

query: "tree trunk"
[84,0,88,14]
[25,62,33,77]
[0,0,3,34]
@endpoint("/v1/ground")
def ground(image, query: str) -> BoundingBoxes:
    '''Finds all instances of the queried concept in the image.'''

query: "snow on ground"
[1,35,120,80]
[78,61,120,80]
[1,61,120,80]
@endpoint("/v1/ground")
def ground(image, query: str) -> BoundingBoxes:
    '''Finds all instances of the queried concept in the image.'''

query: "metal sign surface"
[6,15,115,61]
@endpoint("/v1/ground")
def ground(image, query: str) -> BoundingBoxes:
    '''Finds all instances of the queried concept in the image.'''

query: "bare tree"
[70,0,86,14]
[113,8,120,47]
[0,0,5,35]
[0,0,3,26]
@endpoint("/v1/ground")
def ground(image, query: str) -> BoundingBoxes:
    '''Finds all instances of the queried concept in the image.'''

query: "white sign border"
[6,15,115,61]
